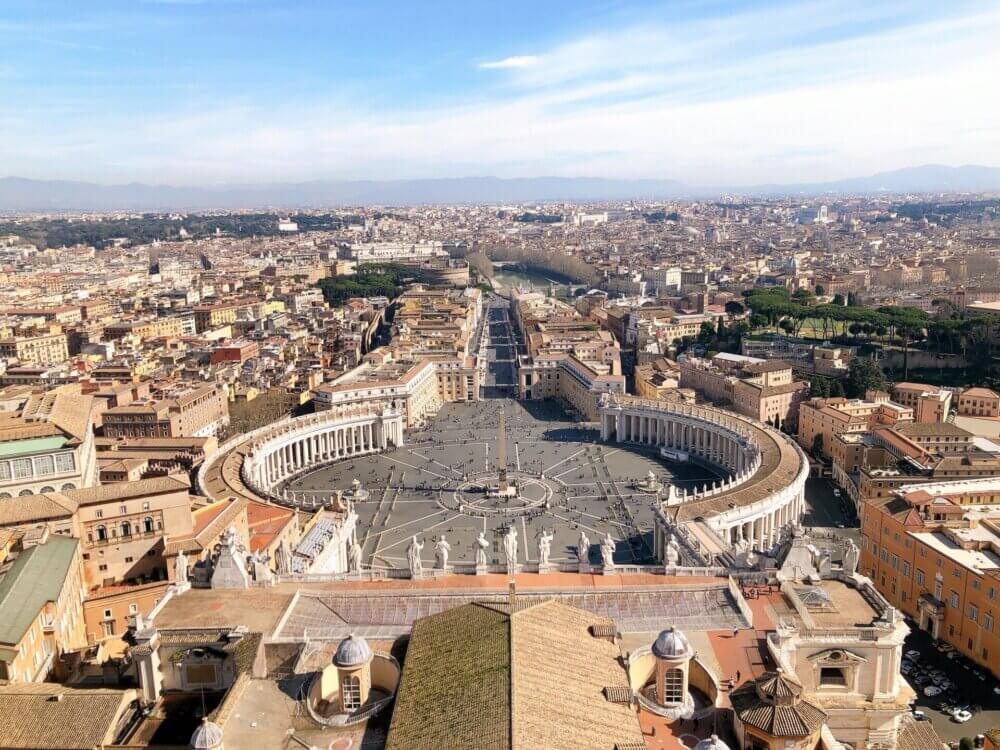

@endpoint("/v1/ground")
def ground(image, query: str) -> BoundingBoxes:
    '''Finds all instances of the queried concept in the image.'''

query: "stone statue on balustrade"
[435,535,451,570]
[537,529,553,570]
[407,535,424,578]
[503,526,519,573]
[174,549,189,584]
[601,534,616,571]
[348,540,363,574]
[474,531,490,569]
[664,534,680,567]
[576,530,590,570]
[843,538,860,576]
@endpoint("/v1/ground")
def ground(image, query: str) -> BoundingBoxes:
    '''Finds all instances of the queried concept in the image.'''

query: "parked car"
[924,686,942,697]
[953,710,972,723]
[911,710,929,722]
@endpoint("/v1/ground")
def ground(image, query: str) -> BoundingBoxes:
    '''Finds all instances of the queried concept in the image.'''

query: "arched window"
[120,521,131,537]
[96,525,107,541]
[144,516,154,533]
[662,667,685,704]
[0,493,11,500]
[40,486,55,494]
[61,483,75,491]
[341,674,361,710]
[18,489,32,496]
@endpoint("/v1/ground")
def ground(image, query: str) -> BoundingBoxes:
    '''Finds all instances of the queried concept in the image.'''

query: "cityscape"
[1,2,1000,750]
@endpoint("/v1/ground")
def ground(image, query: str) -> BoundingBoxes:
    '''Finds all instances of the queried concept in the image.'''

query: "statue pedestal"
[578,563,592,575]
[601,565,615,576]
[475,563,489,576]
[537,563,553,575]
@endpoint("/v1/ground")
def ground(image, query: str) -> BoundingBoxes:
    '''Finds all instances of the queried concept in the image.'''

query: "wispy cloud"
[478,55,539,70]
[1,0,998,184]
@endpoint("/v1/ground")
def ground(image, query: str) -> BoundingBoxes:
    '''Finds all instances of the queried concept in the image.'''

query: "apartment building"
[634,358,680,400]
[678,353,809,429]
[891,382,952,423]
[0,332,69,366]
[860,478,1000,678]
[0,534,87,683]
[958,387,1000,418]
[0,388,98,497]
[102,384,229,438]
[102,317,184,342]
[797,392,913,457]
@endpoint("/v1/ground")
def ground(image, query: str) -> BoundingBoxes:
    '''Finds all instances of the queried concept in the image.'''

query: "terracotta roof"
[386,598,643,750]
[730,670,826,738]
[897,715,945,750]
[65,474,190,507]
[0,682,136,750]
[0,492,77,526]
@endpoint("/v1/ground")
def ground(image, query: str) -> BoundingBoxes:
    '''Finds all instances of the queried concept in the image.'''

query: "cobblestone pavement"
[287,398,722,571]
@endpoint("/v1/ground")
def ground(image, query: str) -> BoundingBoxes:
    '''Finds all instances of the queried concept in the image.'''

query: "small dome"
[652,626,691,659]
[695,735,731,750]
[190,718,223,750]
[334,633,372,668]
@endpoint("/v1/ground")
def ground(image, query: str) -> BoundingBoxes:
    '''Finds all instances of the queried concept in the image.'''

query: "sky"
[1,0,998,185]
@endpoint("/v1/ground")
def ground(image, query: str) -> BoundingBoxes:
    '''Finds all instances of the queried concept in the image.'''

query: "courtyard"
[285,397,722,572]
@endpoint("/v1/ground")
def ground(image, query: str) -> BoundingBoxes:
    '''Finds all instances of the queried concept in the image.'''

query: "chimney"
[508,580,517,613]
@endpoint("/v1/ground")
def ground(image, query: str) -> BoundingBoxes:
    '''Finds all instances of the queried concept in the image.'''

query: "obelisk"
[497,407,509,493]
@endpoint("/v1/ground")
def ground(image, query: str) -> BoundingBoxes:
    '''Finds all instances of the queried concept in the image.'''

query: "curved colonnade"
[196,403,404,509]
[599,395,808,563]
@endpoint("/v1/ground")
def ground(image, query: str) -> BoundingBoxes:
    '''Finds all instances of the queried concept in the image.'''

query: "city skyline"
[2,0,998,185]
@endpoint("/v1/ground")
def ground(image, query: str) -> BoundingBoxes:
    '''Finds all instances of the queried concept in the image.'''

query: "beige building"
[0,534,87,683]
[0,332,69,366]
[0,388,98,498]
[891,382,951,423]
[635,357,680,400]
[958,387,1000,417]
[679,353,809,429]
[798,393,912,457]
[102,384,229,438]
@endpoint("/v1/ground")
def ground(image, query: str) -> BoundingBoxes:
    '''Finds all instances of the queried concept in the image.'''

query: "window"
[985,614,994,632]
[143,517,154,533]
[820,667,848,688]
[12,458,32,478]
[968,605,978,622]
[129,604,138,614]
[96,525,106,541]
[662,667,685,704]
[33,455,55,475]
[120,521,131,537]
[94,510,103,519]
[0,462,10,480]
[902,562,911,577]
[55,453,75,472]
[950,592,959,609]
[341,674,362,710]
[99,564,108,572]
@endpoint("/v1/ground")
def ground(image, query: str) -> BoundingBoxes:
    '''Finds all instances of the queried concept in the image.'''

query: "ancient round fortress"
[197,390,807,573]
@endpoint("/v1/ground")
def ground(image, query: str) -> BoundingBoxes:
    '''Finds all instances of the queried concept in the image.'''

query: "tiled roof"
[730,671,826,738]
[0,536,78,647]
[897,715,945,750]
[65,474,190,507]
[386,598,644,750]
[0,683,135,749]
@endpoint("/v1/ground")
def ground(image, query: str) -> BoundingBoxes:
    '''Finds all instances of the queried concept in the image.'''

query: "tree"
[958,738,973,750]
[845,357,887,398]
[848,322,863,337]
[724,300,745,318]
[779,319,795,335]
[697,321,716,344]
[811,433,825,458]
[830,379,845,397]
[809,376,831,397]
[833,293,846,306]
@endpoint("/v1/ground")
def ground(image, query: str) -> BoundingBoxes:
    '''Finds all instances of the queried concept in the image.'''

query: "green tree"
[833,293,846,306]
[724,300,745,318]
[845,357,887,398]
[958,738,973,750]
[811,433,825,458]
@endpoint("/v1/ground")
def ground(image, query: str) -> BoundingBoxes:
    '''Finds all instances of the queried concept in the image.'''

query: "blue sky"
[1,0,998,184]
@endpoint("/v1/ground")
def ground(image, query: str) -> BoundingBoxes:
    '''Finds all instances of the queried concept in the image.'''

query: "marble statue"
[843,538,860,576]
[503,526,519,571]
[576,530,590,565]
[474,531,490,566]
[174,549,188,583]
[407,535,424,578]
[435,535,451,569]
[537,530,553,567]
[601,534,616,569]
[665,534,681,566]
[348,540,363,573]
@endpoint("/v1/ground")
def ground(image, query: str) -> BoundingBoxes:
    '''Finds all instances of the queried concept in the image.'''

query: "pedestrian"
[736,670,741,682]
[732,627,739,638]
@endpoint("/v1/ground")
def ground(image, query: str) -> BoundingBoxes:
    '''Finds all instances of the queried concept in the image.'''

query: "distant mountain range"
[1,164,998,212]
